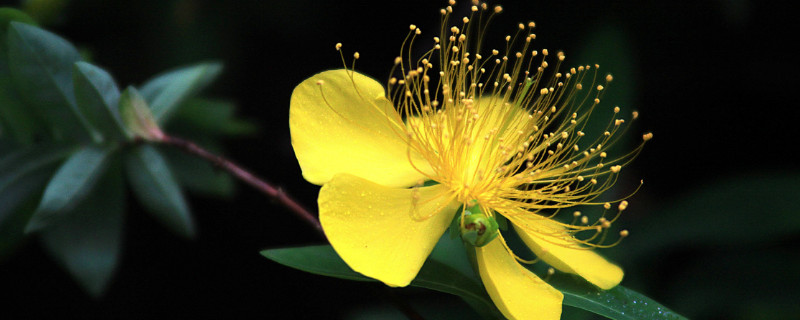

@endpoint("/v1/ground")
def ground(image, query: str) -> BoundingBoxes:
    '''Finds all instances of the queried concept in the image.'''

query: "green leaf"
[0,189,38,260]
[0,10,40,144]
[551,275,688,320]
[40,162,124,297]
[6,22,97,142]
[262,242,503,319]
[572,24,639,220]
[124,144,194,238]
[263,236,687,320]
[626,172,800,259]
[161,146,234,198]
[25,145,113,233]
[0,8,37,29]
[661,248,799,319]
[0,145,73,214]
[169,98,257,137]
[72,61,129,141]
[139,62,222,124]
[0,146,68,259]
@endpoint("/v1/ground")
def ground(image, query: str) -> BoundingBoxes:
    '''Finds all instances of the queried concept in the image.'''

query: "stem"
[157,135,324,238]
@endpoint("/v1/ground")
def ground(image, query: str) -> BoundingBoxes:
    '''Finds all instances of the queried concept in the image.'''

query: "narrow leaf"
[264,240,686,320]
[40,164,124,297]
[139,62,222,124]
[551,275,688,320]
[6,22,97,142]
[124,145,194,238]
[25,145,112,232]
[72,61,128,141]
[262,244,502,319]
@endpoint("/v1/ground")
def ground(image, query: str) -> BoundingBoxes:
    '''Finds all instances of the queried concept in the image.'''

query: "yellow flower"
[289,1,650,319]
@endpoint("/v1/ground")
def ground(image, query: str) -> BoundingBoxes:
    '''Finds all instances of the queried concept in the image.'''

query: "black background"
[2,0,798,319]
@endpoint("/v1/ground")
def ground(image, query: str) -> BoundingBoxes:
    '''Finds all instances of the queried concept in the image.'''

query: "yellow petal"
[319,173,459,287]
[290,69,431,187]
[476,236,563,320]
[512,217,624,289]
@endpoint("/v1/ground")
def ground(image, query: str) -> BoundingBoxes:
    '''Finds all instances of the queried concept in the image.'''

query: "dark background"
[2,0,798,319]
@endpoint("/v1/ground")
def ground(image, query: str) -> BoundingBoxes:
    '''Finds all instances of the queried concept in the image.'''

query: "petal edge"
[290,69,430,187]
[319,173,459,287]
[476,236,563,320]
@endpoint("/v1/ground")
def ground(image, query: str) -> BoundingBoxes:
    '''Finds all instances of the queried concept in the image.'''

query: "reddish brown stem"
[158,135,324,237]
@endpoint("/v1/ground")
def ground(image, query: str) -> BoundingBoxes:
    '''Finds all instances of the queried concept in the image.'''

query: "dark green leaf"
[0,145,73,205]
[0,9,40,144]
[550,275,688,320]
[6,22,97,142]
[626,172,800,259]
[571,24,640,221]
[124,145,194,238]
[72,61,128,141]
[661,248,799,319]
[0,189,39,260]
[262,243,502,319]
[264,234,686,320]
[0,77,43,144]
[161,146,234,198]
[25,145,113,233]
[0,146,68,259]
[169,98,257,137]
[139,62,222,124]
[40,163,124,297]
[0,8,37,29]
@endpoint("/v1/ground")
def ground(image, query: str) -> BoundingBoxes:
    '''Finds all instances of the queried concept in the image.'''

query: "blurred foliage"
[0,0,798,319]
[0,7,255,296]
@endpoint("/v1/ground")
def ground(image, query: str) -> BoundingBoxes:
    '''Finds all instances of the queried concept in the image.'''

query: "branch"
[156,135,325,238]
